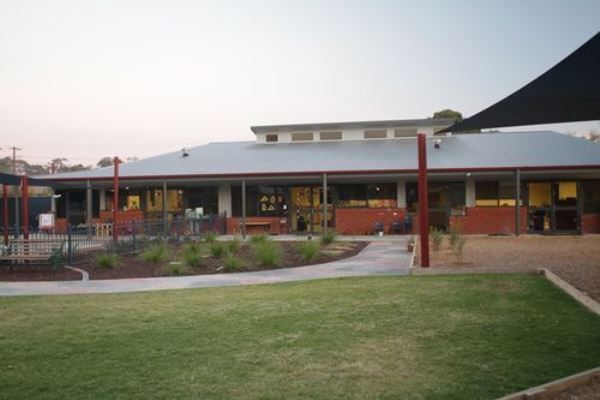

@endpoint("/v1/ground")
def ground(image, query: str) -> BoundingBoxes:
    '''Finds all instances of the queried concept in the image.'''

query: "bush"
[430,227,444,252]
[140,243,169,263]
[320,231,337,246]
[249,234,269,245]
[95,253,119,269]
[252,241,281,267]
[224,254,243,272]
[452,236,467,258]
[183,250,203,266]
[297,240,320,262]
[162,263,189,276]
[227,236,242,254]
[183,242,202,256]
[209,242,226,258]
[449,223,463,249]
[203,231,218,243]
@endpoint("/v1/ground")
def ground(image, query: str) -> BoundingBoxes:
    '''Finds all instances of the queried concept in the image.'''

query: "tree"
[432,109,463,121]
[96,157,114,168]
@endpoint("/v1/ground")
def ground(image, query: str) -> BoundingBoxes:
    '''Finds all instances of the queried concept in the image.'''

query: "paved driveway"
[0,241,412,297]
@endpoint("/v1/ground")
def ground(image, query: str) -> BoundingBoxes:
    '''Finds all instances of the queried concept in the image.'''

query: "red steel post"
[417,133,430,267]
[21,175,29,239]
[113,157,120,242]
[3,184,8,245]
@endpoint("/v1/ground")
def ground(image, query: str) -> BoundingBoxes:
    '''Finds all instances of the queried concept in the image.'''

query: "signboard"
[39,213,55,229]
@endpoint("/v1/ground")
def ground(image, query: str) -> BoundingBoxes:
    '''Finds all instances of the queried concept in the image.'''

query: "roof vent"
[181,148,190,157]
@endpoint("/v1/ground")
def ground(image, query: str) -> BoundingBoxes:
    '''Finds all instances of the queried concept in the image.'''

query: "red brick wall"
[335,208,406,235]
[227,217,289,235]
[99,210,144,223]
[581,213,600,234]
[449,207,528,235]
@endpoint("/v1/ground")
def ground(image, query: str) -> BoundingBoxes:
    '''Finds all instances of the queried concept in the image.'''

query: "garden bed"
[414,235,600,302]
[80,239,367,280]
[0,265,81,281]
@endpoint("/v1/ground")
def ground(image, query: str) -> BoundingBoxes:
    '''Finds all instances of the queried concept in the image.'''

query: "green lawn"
[1,275,599,399]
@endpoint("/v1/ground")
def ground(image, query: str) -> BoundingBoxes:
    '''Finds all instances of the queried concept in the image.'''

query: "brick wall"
[449,207,528,235]
[581,213,600,234]
[227,217,288,235]
[99,210,144,223]
[335,208,406,235]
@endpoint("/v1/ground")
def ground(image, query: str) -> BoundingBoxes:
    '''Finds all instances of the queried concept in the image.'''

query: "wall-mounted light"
[434,139,442,149]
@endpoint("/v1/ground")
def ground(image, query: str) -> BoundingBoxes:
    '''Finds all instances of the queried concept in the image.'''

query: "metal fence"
[2,213,227,266]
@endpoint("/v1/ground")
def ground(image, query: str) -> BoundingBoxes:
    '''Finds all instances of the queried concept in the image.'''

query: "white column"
[396,181,406,208]
[466,178,476,207]
[50,188,56,213]
[218,183,232,217]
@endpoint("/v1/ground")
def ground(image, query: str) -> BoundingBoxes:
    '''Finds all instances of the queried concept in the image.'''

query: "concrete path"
[0,241,412,297]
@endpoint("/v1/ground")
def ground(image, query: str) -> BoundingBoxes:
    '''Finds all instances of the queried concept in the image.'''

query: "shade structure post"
[515,169,521,236]
[3,184,8,245]
[113,157,120,242]
[322,173,328,236]
[417,133,430,267]
[241,179,246,239]
[21,175,29,239]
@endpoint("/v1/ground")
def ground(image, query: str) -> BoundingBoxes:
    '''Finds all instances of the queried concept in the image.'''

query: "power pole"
[10,146,22,235]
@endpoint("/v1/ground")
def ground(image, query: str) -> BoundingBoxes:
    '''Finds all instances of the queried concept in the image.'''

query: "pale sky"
[1,0,599,166]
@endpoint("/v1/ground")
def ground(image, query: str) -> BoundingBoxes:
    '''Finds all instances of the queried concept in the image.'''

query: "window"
[529,183,551,208]
[265,134,278,143]
[476,181,522,207]
[367,183,397,208]
[320,131,342,140]
[583,181,600,213]
[232,185,258,217]
[291,132,313,141]
[394,128,417,138]
[363,129,387,139]
[232,185,287,217]
[186,187,218,215]
[336,184,367,208]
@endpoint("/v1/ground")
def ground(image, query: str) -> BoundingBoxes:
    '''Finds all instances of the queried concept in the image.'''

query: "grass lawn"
[1,275,599,399]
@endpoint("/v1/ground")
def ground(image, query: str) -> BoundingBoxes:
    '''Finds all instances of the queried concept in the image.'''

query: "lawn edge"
[537,268,600,316]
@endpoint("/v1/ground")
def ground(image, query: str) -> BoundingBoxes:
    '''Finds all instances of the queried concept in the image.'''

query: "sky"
[0,0,599,166]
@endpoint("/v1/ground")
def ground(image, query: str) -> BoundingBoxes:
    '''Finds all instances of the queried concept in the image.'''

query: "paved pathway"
[0,241,412,297]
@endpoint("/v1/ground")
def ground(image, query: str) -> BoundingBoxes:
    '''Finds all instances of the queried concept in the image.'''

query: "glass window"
[555,182,577,207]
[529,183,552,208]
[232,186,258,217]
[320,131,342,140]
[449,182,466,215]
[257,186,287,216]
[291,132,313,141]
[265,134,278,143]
[367,183,397,208]
[406,182,419,212]
[336,184,367,208]
[363,129,387,139]
[186,187,218,215]
[394,128,417,138]
[583,181,600,213]
[475,181,498,206]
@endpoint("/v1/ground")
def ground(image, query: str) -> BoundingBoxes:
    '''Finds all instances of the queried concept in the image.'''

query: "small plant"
[183,250,203,266]
[449,224,462,249]
[452,236,467,263]
[249,234,269,245]
[297,240,320,261]
[183,242,202,256]
[252,241,281,267]
[140,243,169,263]
[209,241,227,258]
[430,227,444,252]
[227,236,242,254]
[203,231,218,243]
[223,254,243,272]
[162,263,189,276]
[95,253,119,269]
[320,231,337,246]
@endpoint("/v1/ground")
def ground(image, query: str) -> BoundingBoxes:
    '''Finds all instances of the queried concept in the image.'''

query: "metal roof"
[251,118,455,134]
[38,131,600,182]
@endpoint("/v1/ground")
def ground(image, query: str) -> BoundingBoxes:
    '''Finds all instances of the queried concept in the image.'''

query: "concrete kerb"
[537,268,600,316]
[65,266,89,281]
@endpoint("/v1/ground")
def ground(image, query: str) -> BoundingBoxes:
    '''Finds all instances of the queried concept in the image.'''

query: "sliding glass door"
[528,181,579,233]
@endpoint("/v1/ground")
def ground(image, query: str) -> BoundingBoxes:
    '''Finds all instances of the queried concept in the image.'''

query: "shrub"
[449,225,461,249]
[452,236,467,258]
[224,254,243,272]
[95,253,119,269]
[140,243,169,263]
[297,240,320,262]
[252,241,281,267]
[209,241,227,258]
[227,236,242,254]
[249,234,269,245]
[203,231,218,243]
[183,242,202,256]
[183,250,203,266]
[162,263,189,276]
[320,231,337,246]
[430,227,444,252]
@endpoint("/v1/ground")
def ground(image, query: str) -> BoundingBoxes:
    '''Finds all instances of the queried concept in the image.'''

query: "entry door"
[528,182,579,233]
[553,182,579,232]
[290,186,333,234]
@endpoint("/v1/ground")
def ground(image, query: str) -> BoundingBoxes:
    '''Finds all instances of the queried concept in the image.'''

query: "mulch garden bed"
[0,265,82,281]
[78,240,367,280]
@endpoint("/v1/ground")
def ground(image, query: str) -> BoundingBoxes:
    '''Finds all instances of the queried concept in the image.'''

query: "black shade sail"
[0,172,65,187]
[440,31,600,133]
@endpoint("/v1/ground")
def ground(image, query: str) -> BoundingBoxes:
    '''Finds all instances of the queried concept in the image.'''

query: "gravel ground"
[414,235,600,302]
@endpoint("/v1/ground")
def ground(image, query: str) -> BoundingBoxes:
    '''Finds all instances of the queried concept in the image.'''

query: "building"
[39,118,600,235]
